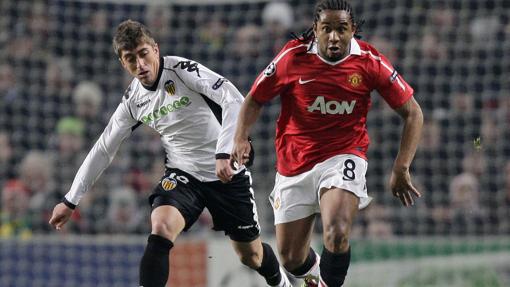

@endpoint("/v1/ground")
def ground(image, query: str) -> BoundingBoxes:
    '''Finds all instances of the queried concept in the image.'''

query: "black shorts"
[149,168,260,242]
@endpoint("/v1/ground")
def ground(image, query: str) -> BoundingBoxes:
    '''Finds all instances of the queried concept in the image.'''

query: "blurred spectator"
[232,24,262,60]
[226,24,265,93]
[0,63,21,133]
[5,34,34,61]
[419,117,441,153]
[72,81,105,145]
[480,113,501,148]
[364,204,394,239]
[261,1,294,54]
[448,172,486,234]
[45,56,74,98]
[18,151,58,233]
[26,1,49,52]
[128,125,164,172]
[144,4,173,46]
[461,151,487,178]
[0,180,32,238]
[51,117,87,196]
[0,63,19,104]
[496,161,510,233]
[198,17,228,57]
[470,15,501,48]
[367,35,399,64]
[450,173,480,211]
[106,187,145,233]
[88,9,109,35]
[420,32,447,61]
[0,131,16,187]
[451,91,476,114]
[428,3,457,41]
[414,116,449,204]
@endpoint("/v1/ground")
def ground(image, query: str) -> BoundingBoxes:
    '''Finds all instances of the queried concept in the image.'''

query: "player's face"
[314,10,355,62]
[119,42,160,86]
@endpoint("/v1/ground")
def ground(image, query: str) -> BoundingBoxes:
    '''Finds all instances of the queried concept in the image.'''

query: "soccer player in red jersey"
[232,1,423,286]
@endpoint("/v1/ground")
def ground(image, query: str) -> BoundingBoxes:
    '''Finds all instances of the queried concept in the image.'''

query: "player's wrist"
[215,153,230,160]
[62,197,77,210]
[392,163,409,173]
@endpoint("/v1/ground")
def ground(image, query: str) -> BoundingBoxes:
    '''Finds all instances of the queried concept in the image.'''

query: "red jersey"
[249,38,413,176]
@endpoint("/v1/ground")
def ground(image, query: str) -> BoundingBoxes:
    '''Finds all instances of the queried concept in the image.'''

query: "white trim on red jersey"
[255,44,307,86]
[308,38,362,65]
[360,49,407,92]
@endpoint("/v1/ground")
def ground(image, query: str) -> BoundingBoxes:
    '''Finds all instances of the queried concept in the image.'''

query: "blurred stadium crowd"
[1,0,510,238]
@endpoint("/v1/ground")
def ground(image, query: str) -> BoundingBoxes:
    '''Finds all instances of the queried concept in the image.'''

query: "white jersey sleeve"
[64,97,138,205]
[169,56,243,157]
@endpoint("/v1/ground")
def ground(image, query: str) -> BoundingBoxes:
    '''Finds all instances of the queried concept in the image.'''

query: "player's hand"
[232,138,251,167]
[49,203,74,230]
[390,168,421,207]
[216,158,235,183]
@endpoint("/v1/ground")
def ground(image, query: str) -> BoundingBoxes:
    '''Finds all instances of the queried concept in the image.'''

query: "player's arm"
[232,93,263,166]
[390,96,423,207]
[171,57,244,182]
[371,50,423,207]
[49,100,138,230]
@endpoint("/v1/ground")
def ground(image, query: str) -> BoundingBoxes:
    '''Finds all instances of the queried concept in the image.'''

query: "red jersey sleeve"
[371,52,414,109]
[249,41,301,104]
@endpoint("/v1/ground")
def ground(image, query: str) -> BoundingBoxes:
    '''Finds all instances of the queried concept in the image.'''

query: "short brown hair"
[112,19,156,57]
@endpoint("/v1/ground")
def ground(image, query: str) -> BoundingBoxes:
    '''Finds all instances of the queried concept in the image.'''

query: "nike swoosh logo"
[299,78,316,84]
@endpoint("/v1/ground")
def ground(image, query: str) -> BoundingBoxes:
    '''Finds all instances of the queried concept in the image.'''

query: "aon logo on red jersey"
[307,96,356,115]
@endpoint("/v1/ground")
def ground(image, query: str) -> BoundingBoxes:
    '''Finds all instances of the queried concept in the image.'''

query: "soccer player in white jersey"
[232,1,423,286]
[49,20,290,287]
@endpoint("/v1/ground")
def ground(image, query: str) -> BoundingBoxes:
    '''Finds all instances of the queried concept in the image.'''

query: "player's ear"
[118,56,128,70]
[153,43,160,56]
[312,22,318,38]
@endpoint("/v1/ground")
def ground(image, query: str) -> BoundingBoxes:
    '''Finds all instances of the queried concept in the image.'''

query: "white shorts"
[269,154,372,225]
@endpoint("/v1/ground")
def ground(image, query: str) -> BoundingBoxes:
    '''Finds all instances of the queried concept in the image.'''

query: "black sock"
[320,247,351,287]
[289,247,317,277]
[139,234,174,287]
[255,243,282,286]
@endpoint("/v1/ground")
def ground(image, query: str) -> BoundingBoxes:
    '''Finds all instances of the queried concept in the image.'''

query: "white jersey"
[65,56,244,205]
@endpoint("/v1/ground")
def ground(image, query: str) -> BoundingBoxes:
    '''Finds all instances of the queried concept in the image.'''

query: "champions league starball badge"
[264,62,276,77]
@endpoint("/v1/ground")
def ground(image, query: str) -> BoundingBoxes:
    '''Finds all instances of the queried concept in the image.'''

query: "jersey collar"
[142,57,164,91]
[308,38,361,65]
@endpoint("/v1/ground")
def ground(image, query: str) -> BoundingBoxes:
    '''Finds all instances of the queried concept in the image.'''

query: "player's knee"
[279,248,307,271]
[151,219,177,240]
[323,221,351,253]
[238,249,262,269]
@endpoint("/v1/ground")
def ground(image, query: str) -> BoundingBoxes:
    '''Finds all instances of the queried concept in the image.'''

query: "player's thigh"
[204,170,260,242]
[275,214,315,261]
[319,187,359,231]
[150,205,186,241]
[149,169,206,234]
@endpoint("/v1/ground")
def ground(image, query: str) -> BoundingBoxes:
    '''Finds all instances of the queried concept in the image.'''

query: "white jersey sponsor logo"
[307,96,356,115]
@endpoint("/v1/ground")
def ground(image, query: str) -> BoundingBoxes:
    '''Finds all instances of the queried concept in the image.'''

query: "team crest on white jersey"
[164,80,176,96]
